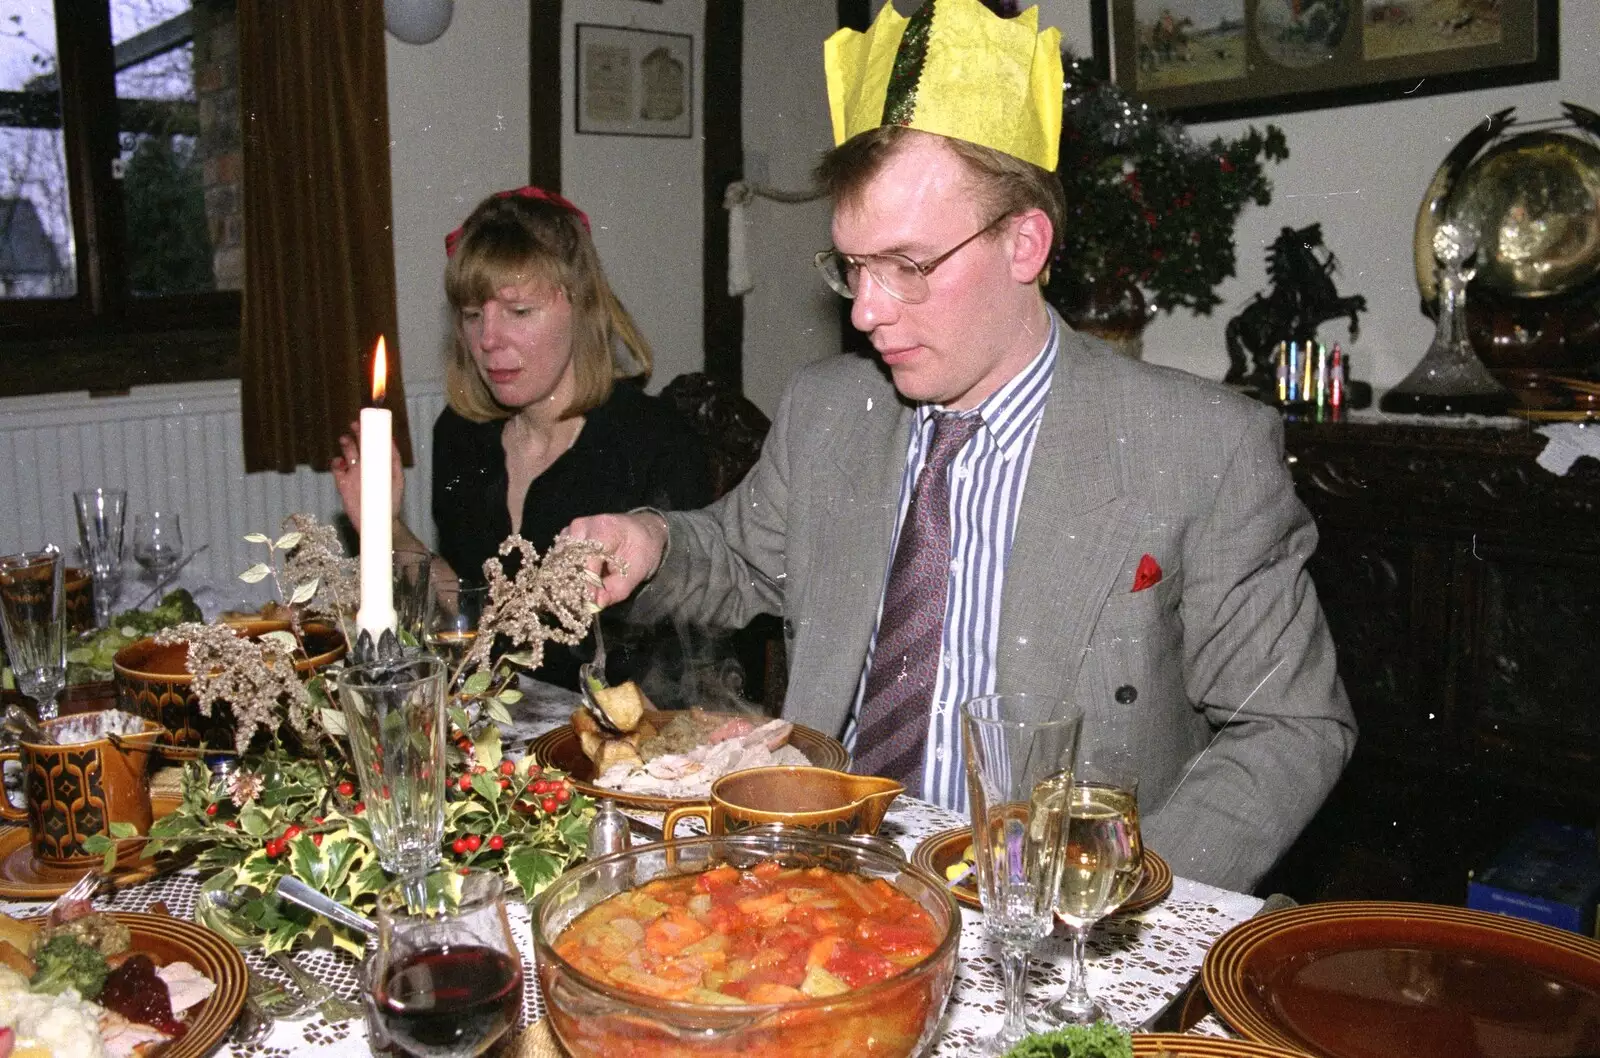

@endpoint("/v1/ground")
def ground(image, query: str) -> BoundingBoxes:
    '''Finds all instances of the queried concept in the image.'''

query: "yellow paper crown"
[824,0,1063,171]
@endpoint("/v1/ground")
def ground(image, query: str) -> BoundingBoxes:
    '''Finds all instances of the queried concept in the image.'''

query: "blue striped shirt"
[845,315,1060,813]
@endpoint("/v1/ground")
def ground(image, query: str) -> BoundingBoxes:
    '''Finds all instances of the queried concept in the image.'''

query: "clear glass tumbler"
[335,655,447,877]
[424,584,487,675]
[960,693,1084,1055]
[0,548,68,722]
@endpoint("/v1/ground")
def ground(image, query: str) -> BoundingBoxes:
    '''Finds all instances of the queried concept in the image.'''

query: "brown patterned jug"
[663,766,903,841]
[0,711,163,868]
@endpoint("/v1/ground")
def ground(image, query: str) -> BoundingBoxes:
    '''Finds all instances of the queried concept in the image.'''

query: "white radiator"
[0,378,447,599]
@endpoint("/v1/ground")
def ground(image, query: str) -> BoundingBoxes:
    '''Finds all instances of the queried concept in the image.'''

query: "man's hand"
[564,511,669,608]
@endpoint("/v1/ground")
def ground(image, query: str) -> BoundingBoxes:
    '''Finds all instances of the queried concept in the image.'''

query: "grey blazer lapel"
[997,332,1143,702]
[788,375,914,735]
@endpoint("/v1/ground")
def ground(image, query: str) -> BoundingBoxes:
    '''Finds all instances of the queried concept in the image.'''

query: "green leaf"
[506,846,563,897]
[471,771,501,803]
[243,533,271,544]
[108,820,138,839]
[462,671,492,696]
[288,834,327,889]
[288,578,319,605]
[258,630,298,652]
[274,531,304,551]
[321,838,361,892]
[496,688,523,705]
[485,699,513,726]
[239,563,272,584]
[82,834,118,872]
[449,706,471,734]
[238,805,272,837]
[319,707,348,738]
[473,727,502,771]
[500,651,536,669]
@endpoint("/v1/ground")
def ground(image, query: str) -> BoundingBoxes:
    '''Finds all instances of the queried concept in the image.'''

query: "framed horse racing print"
[1103,0,1557,123]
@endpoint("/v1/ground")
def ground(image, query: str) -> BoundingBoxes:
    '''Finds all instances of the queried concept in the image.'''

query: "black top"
[431,380,714,690]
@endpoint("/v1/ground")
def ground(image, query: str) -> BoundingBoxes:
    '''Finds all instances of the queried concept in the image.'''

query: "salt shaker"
[587,799,631,860]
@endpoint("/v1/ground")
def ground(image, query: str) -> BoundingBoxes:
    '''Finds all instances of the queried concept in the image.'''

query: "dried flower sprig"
[154,621,311,753]
[461,534,613,678]
[278,512,359,620]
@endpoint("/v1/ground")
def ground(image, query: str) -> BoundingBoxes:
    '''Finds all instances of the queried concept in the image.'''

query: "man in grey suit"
[569,0,1354,893]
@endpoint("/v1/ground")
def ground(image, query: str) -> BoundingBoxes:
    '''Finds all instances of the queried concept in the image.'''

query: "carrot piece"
[736,891,791,915]
[751,860,783,879]
[806,935,842,970]
[644,909,711,956]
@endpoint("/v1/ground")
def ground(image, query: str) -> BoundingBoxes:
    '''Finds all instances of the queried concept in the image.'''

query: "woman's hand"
[330,419,405,533]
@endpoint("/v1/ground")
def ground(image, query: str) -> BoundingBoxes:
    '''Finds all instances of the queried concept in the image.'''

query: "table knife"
[1139,891,1298,1033]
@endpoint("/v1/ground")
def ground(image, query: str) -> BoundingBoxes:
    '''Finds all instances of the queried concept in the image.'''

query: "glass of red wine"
[370,868,525,1057]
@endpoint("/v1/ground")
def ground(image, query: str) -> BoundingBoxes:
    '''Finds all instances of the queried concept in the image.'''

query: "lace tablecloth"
[1,685,1263,1056]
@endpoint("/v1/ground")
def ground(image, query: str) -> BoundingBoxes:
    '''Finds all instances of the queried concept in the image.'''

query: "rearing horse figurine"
[1225,224,1367,397]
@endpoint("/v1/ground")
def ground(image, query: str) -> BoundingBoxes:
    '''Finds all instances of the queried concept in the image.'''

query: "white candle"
[356,336,396,638]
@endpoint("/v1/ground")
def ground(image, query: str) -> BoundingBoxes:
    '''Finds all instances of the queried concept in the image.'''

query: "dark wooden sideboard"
[1260,415,1600,904]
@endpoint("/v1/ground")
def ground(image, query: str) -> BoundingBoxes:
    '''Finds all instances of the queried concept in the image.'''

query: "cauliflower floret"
[0,966,107,1058]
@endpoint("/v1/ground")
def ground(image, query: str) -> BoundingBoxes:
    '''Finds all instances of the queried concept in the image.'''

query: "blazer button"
[1114,684,1138,705]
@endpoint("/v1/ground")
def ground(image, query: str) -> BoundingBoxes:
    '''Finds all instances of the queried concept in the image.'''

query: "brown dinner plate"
[910,825,1173,915]
[1130,1035,1310,1057]
[0,794,182,899]
[25,910,249,1058]
[1202,900,1600,1058]
[528,710,849,813]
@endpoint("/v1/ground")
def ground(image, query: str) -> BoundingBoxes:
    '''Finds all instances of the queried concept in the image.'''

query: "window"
[0,0,240,396]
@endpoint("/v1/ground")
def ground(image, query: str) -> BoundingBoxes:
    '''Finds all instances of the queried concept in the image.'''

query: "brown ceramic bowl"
[112,619,345,749]
[534,829,959,1058]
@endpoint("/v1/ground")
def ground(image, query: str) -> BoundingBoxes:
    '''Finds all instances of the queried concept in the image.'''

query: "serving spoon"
[577,615,623,735]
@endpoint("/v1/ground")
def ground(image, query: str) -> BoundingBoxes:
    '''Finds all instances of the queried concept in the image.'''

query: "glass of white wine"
[1042,758,1143,1026]
[132,511,184,580]
[960,694,1084,1056]
[424,584,487,670]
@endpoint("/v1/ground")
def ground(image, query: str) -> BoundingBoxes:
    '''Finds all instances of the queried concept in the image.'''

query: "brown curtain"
[237,1,412,473]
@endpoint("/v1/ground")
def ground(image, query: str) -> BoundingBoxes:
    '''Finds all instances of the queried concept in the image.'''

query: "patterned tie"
[854,411,983,787]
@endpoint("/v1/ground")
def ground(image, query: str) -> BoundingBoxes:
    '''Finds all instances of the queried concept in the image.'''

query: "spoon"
[274,876,378,938]
[577,615,623,734]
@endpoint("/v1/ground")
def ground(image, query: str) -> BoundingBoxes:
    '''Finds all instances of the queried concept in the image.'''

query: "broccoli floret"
[29,933,110,998]
[1002,1023,1133,1058]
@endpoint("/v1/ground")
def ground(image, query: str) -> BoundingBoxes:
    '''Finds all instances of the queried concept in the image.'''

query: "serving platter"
[23,910,248,1058]
[527,709,849,813]
[1202,900,1600,1058]
[910,825,1172,915]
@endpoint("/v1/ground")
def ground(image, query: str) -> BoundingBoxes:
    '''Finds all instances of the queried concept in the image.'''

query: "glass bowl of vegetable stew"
[533,826,960,1058]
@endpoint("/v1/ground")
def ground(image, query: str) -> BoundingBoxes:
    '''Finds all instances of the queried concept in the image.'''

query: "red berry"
[283,825,303,841]
[555,786,571,804]
[225,820,238,829]
[465,834,482,852]
[458,867,471,875]
[313,816,325,825]
[381,785,391,799]
[526,765,541,779]
[452,838,468,855]
[498,778,510,790]
[472,764,486,775]
[541,797,558,814]
[488,834,504,851]
[499,760,516,776]
[312,833,323,847]
[265,840,282,858]
[353,802,366,814]
[532,780,548,795]
[205,803,219,816]
[337,781,355,797]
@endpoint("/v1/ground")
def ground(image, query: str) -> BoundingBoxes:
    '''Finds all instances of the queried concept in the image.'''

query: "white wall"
[563,0,707,395]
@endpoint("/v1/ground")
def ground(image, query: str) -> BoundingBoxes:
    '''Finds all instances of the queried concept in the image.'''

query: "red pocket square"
[1131,554,1163,593]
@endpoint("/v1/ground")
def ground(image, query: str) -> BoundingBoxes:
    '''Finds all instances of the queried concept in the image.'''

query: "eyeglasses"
[813,213,1012,305]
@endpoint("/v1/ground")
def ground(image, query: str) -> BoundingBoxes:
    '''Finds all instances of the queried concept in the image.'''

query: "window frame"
[0,0,239,398]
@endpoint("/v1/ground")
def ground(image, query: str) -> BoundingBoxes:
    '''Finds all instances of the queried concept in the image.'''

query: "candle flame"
[371,337,388,404]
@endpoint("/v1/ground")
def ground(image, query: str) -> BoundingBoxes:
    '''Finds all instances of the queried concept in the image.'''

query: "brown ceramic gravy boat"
[663,766,904,841]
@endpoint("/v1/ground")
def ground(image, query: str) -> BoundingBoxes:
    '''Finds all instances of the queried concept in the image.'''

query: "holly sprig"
[144,718,591,955]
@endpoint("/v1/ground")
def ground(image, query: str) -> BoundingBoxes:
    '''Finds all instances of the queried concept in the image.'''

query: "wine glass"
[73,487,125,627]
[960,693,1084,1056]
[1042,757,1143,1026]
[369,867,525,1057]
[425,584,487,671]
[132,512,184,580]
[0,548,68,722]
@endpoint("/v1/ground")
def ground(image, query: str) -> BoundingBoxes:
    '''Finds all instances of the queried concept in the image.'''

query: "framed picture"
[575,23,694,138]
[1103,0,1557,123]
